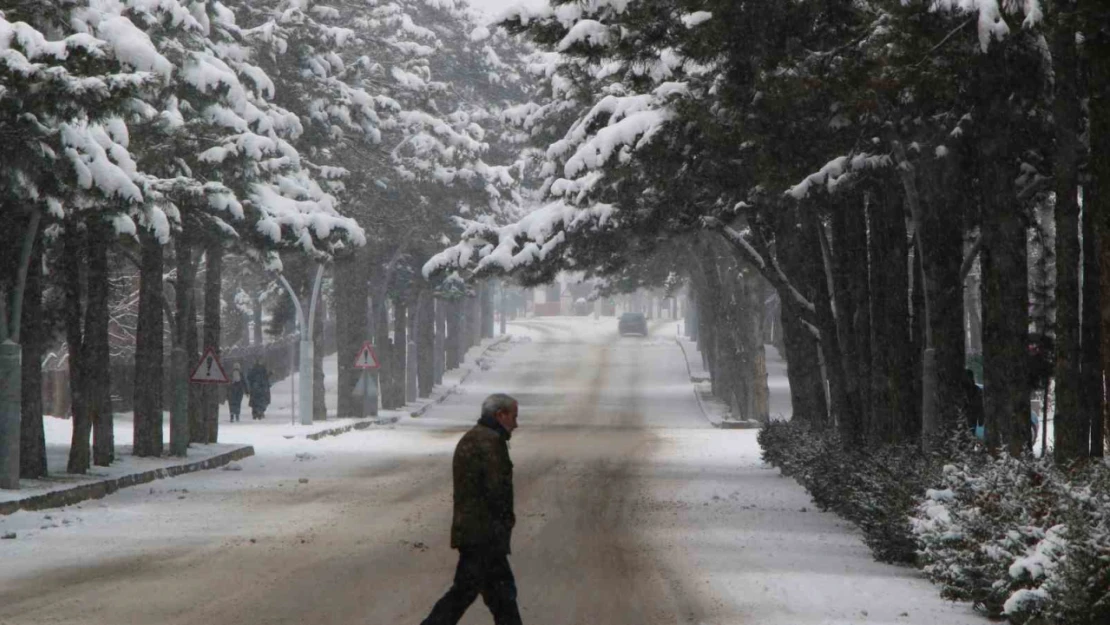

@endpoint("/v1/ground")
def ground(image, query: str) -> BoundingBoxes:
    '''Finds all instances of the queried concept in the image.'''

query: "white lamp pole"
[276,264,325,426]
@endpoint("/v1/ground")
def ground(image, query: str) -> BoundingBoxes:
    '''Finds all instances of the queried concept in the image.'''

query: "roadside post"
[354,341,380,417]
[189,348,229,438]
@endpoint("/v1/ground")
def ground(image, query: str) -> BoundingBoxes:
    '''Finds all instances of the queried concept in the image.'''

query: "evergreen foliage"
[760,419,1110,624]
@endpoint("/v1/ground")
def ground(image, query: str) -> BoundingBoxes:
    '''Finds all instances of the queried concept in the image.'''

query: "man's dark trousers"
[421,549,522,625]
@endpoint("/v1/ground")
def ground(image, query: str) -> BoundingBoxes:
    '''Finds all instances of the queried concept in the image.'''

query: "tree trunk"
[20,232,46,478]
[1091,11,1110,458]
[499,281,507,336]
[779,304,827,424]
[965,264,983,357]
[1082,187,1103,457]
[744,275,770,422]
[867,183,915,443]
[446,299,461,370]
[133,230,164,457]
[372,294,391,407]
[172,232,196,456]
[480,281,494,339]
[202,240,222,443]
[63,225,90,474]
[687,253,719,390]
[334,257,366,418]
[1053,0,1086,461]
[252,291,263,346]
[775,216,830,426]
[180,234,201,444]
[87,218,113,467]
[417,290,434,397]
[979,141,1030,455]
[809,212,857,437]
[829,196,869,444]
[920,165,969,435]
[685,294,698,341]
[313,288,327,420]
[434,296,445,385]
[469,295,481,349]
[909,246,925,441]
[390,297,407,408]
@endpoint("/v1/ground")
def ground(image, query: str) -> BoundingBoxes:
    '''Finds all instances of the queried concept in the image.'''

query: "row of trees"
[428,0,1110,460]
[0,0,536,487]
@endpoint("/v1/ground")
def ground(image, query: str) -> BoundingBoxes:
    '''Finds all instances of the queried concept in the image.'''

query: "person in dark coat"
[421,393,521,625]
[228,362,250,422]
[247,361,271,420]
[962,369,984,435]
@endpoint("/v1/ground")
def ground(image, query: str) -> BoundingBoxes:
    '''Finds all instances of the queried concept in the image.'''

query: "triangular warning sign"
[190,347,230,384]
[354,341,380,369]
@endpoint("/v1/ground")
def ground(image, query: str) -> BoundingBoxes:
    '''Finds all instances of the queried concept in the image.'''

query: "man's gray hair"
[481,393,518,419]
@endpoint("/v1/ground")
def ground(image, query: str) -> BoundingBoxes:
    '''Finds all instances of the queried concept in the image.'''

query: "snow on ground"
[5,334,508,503]
[671,321,793,423]
[650,428,979,624]
[1,316,984,625]
[0,427,243,506]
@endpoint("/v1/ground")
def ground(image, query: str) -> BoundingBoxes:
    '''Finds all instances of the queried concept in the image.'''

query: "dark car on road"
[618,312,648,336]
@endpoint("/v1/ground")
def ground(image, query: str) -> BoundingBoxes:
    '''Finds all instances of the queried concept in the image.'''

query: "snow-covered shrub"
[757,420,804,475]
[760,420,1110,623]
[1031,465,1110,625]
[849,443,945,564]
[910,452,1061,617]
[911,451,1110,623]
[758,421,942,564]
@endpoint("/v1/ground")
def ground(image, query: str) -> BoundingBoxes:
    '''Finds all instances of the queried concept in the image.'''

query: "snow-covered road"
[0,317,980,625]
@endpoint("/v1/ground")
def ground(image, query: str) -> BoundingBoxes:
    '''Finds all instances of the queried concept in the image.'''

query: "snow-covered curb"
[304,416,400,440]
[252,334,514,440]
[0,445,255,516]
[672,336,760,430]
[410,334,512,419]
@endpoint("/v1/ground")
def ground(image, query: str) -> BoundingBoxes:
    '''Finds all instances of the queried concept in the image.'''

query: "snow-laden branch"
[701,217,817,320]
[422,200,615,278]
[927,0,1044,52]
[786,152,892,199]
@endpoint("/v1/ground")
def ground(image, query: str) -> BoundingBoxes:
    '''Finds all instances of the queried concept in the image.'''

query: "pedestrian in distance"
[421,393,523,625]
[227,362,249,422]
[247,360,271,420]
[961,369,984,437]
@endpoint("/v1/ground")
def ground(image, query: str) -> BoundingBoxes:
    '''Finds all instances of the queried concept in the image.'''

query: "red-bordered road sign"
[354,341,380,370]
[190,347,230,384]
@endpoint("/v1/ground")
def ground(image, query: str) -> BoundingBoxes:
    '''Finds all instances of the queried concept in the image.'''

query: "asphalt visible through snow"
[0,317,983,625]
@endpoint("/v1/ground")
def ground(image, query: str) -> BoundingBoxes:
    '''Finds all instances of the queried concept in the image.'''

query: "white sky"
[467,0,546,19]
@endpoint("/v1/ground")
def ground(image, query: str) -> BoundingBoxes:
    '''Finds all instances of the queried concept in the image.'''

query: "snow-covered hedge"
[758,421,941,564]
[913,453,1110,623]
[759,421,1110,624]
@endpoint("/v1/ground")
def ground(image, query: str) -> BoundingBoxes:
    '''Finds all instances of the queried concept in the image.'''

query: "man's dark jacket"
[451,415,515,554]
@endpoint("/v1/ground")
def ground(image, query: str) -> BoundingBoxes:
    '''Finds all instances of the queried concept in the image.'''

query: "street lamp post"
[276,264,325,426]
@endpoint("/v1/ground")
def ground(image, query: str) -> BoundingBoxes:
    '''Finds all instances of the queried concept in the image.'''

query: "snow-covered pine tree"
[0,1,163,478]
[237,0,531,414]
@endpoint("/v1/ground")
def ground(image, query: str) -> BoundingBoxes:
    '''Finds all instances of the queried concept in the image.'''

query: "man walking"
[421,394,522,625]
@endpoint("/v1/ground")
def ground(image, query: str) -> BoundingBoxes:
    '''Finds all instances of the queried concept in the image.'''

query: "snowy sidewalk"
[0,443,253,517]
[217,333,512,443]
[1,334,512,516]
[670,322,793,427]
